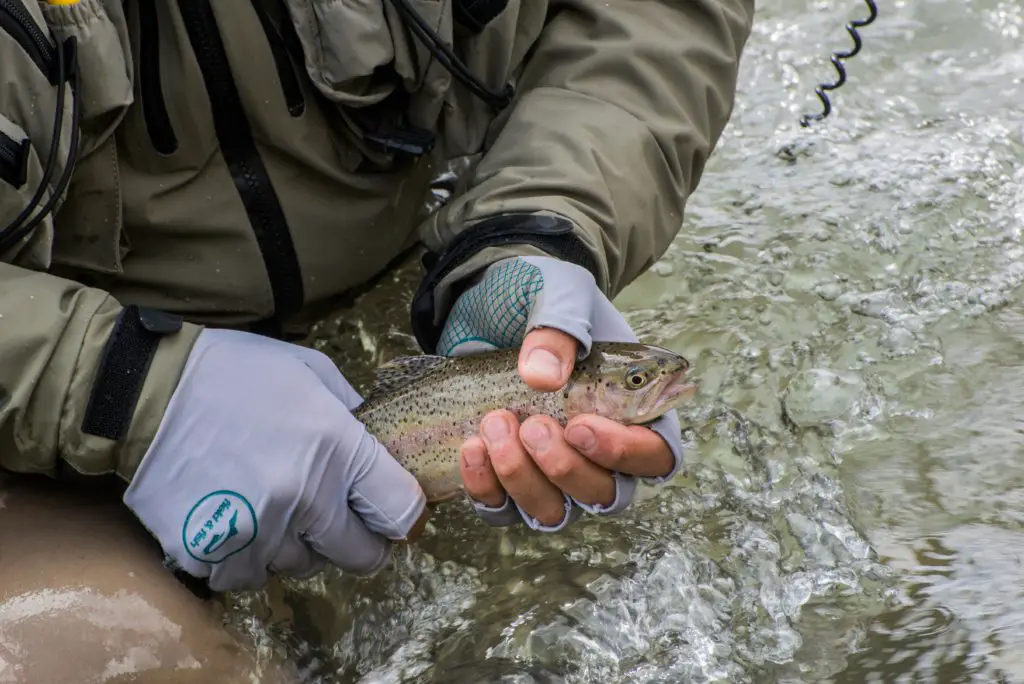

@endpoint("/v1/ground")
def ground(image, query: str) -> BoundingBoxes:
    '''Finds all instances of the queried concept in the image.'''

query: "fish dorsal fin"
[368,354,449,397]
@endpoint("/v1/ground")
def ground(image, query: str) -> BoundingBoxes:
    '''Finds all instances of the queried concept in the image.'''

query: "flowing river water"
[224,1,1024,681]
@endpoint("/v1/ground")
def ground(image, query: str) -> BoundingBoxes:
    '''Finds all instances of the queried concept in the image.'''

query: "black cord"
[800,0,878,127]
[387,0,513,110]
[0,36,81,252]
[0,37,67,246]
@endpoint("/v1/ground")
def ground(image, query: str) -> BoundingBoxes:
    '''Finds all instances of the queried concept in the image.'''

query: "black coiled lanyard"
[800,0,878,127]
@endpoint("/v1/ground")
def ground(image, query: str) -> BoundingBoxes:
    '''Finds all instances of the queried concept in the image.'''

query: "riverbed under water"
[226,1,1024,681]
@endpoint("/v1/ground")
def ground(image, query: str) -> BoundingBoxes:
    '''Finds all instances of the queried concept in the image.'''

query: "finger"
[209,565,268,593]
[519,256,596,354]
[460,436,505,508]
[519,327,579,391]
[268,536,327,580]
[332,410,428,540]
[480,410,567,526]
[305,507,392,576]
[588,293,641,343]
[518,415,616,508]
[404,509,431,544]
[461,435,524,527]
[564,414,675,479]
[643,411,685,484]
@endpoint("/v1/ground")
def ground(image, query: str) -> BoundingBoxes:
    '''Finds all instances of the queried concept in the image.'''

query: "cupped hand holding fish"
[436,256,688,531]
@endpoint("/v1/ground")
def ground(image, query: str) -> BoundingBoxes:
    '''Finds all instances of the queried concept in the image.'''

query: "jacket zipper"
[137,0,178,154]
[251,0,304,117]
[0,0,55,81]
[0,130,28,189]
[178,0,304,321]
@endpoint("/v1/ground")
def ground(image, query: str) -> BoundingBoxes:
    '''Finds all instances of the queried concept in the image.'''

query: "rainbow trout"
[353,342,696,502]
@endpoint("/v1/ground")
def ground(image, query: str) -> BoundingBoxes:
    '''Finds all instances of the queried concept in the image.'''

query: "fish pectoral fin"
[369,354,450,396]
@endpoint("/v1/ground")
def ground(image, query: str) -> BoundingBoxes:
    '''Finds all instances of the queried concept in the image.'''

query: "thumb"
[519,327,579,391]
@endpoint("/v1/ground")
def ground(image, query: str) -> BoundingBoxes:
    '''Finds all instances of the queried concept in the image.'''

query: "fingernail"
[462,442,486,469]
[482,415,510,443]
[520,421,550,451]
[525,348,564,382]
[566,425,597,453]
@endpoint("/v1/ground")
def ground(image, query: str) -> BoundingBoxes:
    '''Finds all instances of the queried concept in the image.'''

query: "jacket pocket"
[280,0,453,112]
[268,0,451,174]
[0,3,76,270]
[0,1,126,276]
[39,0,134,155]
[50,135,126,276]
[0,119,125,277]
[36,0,129,275]
[280,0,397,108]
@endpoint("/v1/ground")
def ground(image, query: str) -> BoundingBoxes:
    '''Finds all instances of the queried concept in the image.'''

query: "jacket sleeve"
[412,0,755,350]
[0,265,200,480]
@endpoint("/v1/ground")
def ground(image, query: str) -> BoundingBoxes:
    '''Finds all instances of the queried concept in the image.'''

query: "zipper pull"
[0,136,30,189]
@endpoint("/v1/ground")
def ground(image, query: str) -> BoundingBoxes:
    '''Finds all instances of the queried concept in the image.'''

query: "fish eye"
[625,368,649,389]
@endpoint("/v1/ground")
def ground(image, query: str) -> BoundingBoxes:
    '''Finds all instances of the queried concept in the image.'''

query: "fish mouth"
[638,369,697,423]
[659,369,698,409]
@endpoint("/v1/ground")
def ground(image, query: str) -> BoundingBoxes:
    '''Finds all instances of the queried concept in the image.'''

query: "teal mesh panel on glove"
[438,258,544,355]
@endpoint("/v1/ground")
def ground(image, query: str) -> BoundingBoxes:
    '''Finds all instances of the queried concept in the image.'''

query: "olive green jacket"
[0,0,754,481]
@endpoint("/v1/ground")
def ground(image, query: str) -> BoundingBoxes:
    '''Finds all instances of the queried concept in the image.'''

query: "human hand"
[436,256,684,531]
[123,329,427,591]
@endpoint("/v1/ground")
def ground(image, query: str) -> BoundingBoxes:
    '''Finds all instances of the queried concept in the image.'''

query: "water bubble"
[783,369,866,428]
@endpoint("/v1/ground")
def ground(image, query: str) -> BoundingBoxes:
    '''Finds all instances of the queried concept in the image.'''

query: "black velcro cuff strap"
[82,305,184,441]
[410,212,600,353]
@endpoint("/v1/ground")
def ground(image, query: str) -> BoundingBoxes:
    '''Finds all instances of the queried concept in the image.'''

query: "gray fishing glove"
[436,255,684,531]
[123,329,427,592]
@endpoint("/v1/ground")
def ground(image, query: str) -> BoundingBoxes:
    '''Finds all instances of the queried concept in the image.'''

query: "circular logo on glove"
[181,490,257,564]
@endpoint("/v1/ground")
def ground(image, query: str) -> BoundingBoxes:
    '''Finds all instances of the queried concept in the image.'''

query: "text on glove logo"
[182,490,258,564]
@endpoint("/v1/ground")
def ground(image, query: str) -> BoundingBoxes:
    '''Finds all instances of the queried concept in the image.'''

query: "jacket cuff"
[113,310,203,481]
[59,303,202,481]
[410,212,600,353]
[572,472,638,516]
